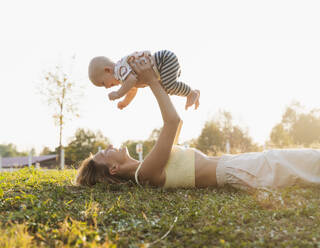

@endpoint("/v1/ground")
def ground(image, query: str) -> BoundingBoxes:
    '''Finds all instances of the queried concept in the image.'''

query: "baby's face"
[94,71,119,89]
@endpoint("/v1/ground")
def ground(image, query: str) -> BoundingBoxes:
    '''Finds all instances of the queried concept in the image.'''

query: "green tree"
[220,111,233,139]
[122,140,139,160]
[148,128,162,141]
[229,126,260,153]
[38,59,83,160]
[142,127,161,156]
[40,146,55,155]
[122,128,161,160]
[184,138,198,148]
[269,102,320,147]
[269,123,293,148]
[0,143,28,157]
[64,128,110,166]
[291,114,320,146]
[196,121,224,155]
[195,111,259,155]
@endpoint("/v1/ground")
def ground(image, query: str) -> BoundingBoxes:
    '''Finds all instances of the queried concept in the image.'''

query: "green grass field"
[1,167,320,247]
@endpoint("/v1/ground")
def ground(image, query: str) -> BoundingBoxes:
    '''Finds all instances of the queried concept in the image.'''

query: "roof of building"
[1,155,57,168]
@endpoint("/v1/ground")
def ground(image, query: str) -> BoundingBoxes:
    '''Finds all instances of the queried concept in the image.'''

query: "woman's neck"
[119,159,140,181]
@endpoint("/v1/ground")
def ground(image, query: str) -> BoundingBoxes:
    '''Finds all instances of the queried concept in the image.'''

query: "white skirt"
[216,149,320,190]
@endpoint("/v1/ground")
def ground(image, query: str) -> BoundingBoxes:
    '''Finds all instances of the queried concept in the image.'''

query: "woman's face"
[93,144,129,166]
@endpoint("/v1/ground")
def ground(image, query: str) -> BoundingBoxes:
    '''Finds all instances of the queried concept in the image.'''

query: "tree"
[122,140,140,160]
[0,143,28,157]
[230,126,260,153]
[269,123,293,148]
[220,111,233,139]
[269,102,320,147]
[195,111,260,155]
[40,146,55,155]
[291,114,320,146]
[148,128,162,141]
[38,59,82,158]
[184,138,198,148]
[196,121,224,155]
[64,128,110,166]
[122,127,161,160]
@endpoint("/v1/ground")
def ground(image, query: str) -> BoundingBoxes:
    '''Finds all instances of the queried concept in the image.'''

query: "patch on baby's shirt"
[114,51,155,82]
[119,66,129,79]
[114,56,132,82]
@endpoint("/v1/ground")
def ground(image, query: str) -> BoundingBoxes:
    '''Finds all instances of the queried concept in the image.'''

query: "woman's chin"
[122,147,130,156]
[124,146,129,154]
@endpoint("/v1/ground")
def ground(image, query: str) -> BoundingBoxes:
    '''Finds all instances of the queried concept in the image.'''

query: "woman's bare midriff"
[194,149,220,188]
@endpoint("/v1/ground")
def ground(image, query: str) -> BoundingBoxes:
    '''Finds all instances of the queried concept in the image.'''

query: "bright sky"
[1,0,320,154]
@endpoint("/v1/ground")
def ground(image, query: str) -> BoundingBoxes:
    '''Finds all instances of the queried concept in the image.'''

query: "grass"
[1,167,320,247]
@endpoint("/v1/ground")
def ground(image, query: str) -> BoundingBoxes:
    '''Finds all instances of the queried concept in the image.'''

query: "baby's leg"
[155,50,199,109]
[165,79,200,110]
[155,50,191,96]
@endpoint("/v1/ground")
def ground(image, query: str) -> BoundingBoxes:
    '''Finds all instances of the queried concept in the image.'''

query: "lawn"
[1,167,320,247]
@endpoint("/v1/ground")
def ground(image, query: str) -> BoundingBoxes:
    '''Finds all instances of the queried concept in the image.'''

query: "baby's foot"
[185,89,200,110]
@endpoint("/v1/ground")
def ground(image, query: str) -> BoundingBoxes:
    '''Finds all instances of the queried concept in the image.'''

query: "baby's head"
[88,56,119,88]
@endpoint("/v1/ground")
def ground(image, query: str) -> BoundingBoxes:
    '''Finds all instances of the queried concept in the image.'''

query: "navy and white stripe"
[154,50,191,97]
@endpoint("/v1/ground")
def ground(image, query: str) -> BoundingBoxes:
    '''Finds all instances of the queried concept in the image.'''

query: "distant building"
[1,155,57,169]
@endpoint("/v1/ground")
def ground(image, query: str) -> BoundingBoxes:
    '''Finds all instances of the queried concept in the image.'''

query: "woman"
[76,58,320,191]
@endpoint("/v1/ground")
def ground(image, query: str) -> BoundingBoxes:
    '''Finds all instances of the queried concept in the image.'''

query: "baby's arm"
[117,87,138,110]
[108,73,137,100]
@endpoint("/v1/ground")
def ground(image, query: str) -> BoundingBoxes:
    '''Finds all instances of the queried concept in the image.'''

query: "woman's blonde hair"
[75,155,125,186]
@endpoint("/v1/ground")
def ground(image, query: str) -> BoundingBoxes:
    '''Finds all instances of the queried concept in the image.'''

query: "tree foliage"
[269,102,320,147]
[38,60,82,153]
[196,121,224,155]
[40,146,55,155]
[195,111,260,155]
[0,144,28,157]
[122,128,161,160]
[64,128,110,166]
[229,126,259,153]
[122,111,259,157]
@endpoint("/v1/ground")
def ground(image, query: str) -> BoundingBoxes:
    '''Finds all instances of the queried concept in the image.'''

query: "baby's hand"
[117,101,128,110]
[108,91,120,101]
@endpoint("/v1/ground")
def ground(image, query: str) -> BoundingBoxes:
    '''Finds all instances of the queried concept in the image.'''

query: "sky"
[0,0,320,154]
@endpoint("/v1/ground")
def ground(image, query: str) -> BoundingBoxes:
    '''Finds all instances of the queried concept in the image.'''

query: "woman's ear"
[109,164,119,175]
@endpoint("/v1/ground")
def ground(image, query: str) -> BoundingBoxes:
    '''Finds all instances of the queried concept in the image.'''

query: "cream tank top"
[135,121,196,188]
[135,145,195,188]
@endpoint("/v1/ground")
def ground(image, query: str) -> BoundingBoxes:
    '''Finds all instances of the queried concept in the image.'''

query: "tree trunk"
[58,100,63,168]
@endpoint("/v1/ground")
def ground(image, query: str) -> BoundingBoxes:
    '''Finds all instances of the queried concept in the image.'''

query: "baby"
[88,50,200,110]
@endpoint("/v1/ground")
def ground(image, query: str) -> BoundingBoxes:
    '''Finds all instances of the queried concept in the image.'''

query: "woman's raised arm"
[128,58,181,186]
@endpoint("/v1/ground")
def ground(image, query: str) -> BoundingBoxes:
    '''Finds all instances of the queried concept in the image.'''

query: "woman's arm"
[128,59,181,186]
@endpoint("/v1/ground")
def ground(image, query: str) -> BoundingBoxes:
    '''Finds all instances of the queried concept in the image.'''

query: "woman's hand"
[128,54,159,85]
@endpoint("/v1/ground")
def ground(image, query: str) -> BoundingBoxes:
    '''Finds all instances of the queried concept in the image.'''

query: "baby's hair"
[88,56,113,85]
[75,155,125,186]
